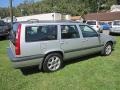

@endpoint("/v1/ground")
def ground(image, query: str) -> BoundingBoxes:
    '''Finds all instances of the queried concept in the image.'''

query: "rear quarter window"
[25,25,58,42]
[13,23,19,32]
[87,21,96,25]
[9,23,19,45]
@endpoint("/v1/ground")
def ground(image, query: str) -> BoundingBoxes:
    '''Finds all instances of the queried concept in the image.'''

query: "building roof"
[84,12,120,21]
[71,16,82,20]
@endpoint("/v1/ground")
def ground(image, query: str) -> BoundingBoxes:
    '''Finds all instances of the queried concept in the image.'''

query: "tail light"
[96,22,99,28]
[15,24,21,55]
[96,25,99,28]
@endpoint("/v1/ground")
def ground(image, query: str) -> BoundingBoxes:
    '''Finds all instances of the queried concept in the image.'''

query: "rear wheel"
[101,42,113,56]
[43,53,63,72]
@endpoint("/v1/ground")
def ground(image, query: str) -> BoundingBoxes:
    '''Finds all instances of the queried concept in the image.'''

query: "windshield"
[113,21,120,25]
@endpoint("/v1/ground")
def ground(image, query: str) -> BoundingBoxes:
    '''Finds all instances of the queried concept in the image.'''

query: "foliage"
[0,0,116,18]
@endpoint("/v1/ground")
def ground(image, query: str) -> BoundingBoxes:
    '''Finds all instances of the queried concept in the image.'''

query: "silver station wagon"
[8,20,116,72]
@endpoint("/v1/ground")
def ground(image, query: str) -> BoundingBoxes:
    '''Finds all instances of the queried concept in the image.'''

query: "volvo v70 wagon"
[8,20,116,72]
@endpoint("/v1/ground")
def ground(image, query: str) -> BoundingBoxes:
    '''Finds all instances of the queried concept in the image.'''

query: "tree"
[0,0,117,18]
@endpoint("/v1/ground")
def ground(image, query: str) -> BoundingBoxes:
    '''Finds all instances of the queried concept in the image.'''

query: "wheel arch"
[105,41,113,46]
[41,51,64,72]
[101,40,114,56]
[44,51,64,60]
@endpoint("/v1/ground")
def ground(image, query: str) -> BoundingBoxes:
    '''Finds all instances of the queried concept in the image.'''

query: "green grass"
[0,36,120,90]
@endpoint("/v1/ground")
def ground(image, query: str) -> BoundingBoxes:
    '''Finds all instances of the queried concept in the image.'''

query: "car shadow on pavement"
[20,53,100,76]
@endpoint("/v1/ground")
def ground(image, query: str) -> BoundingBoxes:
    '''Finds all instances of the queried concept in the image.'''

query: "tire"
[43,53,63,72]
[101,42,113,56]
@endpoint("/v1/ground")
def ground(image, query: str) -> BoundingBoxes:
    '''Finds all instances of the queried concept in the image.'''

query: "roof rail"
[27,19,39,23]
[16,20,83,24]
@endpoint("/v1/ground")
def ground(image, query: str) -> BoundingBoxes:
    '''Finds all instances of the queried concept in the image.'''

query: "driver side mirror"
[97,32,100,37]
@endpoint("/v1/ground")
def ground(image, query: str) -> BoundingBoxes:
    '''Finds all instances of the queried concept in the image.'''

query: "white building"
[2,13,72,22]
[2,16,17,22]
[111,5,120,12]
[16,13,62,22]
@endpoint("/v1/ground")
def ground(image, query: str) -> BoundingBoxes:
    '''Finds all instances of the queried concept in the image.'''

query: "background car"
[100,22,111,30]
[0,20,11,38]
[110,20,120,34]
[8,20,116,72]
[86,20,100,32]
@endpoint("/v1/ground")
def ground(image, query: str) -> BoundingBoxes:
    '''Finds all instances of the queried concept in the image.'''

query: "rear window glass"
[87,21,96,25]
[13,23,19,32]
[25,25,57,42]
[99,22,104,25]
[108,22,112,25]
[113,21,120,25]
[9,23,20,45]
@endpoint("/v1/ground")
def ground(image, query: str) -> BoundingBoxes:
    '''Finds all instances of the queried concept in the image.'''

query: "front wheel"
[42,53,63,72]
[101,42,113,56]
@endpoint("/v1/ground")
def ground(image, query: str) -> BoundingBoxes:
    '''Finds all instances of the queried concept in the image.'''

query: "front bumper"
[7,48,44,69]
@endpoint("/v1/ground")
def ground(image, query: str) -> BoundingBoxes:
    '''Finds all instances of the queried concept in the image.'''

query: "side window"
[79,25,98,38]
[25,25,57,42]
[61,25,80,39]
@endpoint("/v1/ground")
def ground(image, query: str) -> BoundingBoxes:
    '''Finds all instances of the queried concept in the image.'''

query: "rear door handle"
[60,41,65,44]
[82,39,88,42]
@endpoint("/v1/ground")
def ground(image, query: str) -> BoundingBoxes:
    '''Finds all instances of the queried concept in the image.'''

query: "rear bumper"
[7,48,44,69]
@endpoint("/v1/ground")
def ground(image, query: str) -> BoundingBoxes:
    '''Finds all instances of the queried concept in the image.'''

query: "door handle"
[60,41,65,44]
[82,39,88,42]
